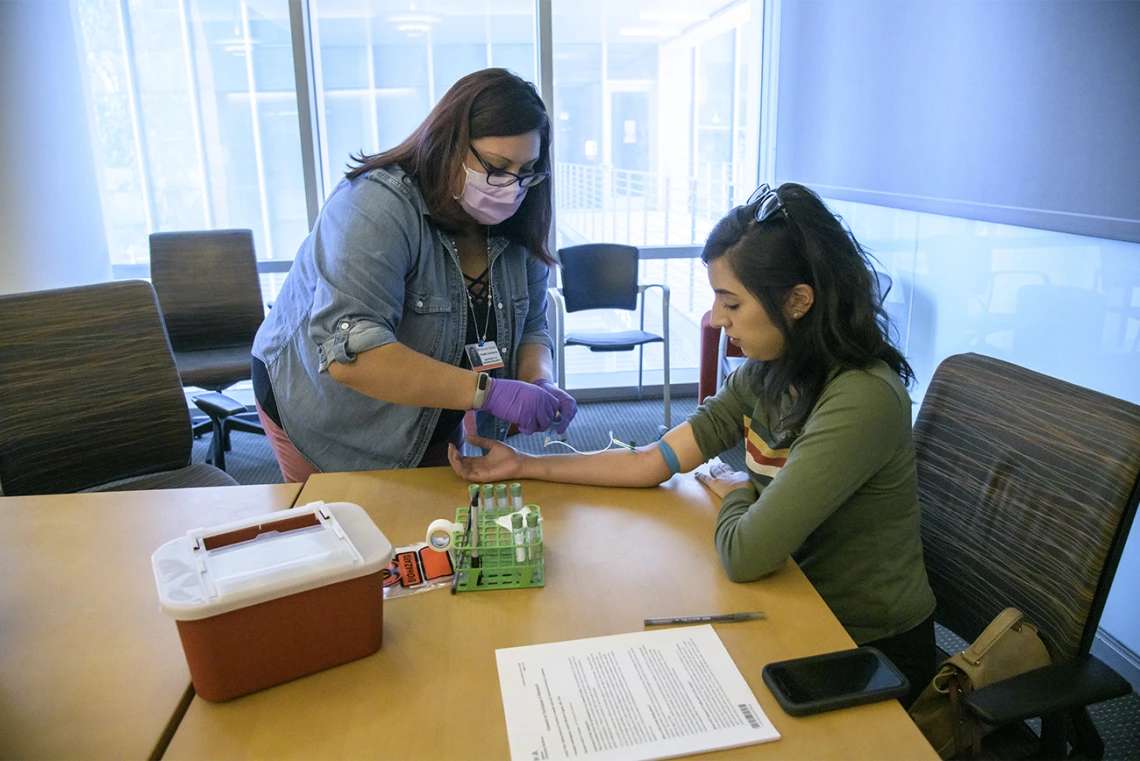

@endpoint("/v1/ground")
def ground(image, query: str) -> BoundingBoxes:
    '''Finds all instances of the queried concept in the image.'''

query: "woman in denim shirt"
[252,69,577,480]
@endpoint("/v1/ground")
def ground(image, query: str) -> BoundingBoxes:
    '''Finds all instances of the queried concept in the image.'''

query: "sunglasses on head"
[746,183,815,285]
[746,184,788,224]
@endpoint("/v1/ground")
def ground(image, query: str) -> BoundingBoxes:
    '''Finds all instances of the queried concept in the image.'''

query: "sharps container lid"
[152,501,392,621]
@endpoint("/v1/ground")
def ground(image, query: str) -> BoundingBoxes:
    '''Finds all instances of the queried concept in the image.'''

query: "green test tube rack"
[452,500,544,592]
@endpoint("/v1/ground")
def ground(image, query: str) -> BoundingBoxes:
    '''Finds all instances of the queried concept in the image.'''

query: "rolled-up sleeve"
[306,178,418,371]
[518,253,553,353]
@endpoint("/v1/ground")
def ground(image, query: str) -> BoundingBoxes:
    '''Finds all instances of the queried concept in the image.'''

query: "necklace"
[455,226,493,346]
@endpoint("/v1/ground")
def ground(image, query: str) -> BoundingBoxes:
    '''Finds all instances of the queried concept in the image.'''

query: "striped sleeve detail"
[743,414,790,480]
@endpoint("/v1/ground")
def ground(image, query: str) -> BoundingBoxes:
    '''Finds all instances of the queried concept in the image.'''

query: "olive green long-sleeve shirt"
[688,360,935,644]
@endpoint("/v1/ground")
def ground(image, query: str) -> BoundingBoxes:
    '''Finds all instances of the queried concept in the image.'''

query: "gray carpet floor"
[193,397,1138,757]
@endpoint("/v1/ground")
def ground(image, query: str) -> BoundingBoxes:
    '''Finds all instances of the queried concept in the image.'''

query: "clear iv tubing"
[543,431,637,455]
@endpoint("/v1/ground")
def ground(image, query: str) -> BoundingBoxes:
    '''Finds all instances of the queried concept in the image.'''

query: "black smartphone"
[761,646,909,717]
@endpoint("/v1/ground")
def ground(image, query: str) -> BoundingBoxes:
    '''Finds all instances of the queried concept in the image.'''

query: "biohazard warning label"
[382,543,456,598]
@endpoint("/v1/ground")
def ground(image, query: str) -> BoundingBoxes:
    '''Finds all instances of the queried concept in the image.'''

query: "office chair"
[913,353,1137,758]
[0,281,238,495]
[149,229,266,471]
[698,310,741,403]
[549,243,671,428]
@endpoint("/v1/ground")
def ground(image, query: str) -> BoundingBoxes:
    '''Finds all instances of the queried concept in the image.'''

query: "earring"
[792,312,802,319]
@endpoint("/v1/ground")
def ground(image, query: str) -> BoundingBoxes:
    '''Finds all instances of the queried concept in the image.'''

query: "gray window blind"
[774,0,1140,243]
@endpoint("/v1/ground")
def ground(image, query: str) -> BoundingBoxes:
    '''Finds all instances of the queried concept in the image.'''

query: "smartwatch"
[472,372,492,409]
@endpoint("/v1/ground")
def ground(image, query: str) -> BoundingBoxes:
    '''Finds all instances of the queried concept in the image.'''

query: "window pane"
[76,0,308,272]
[551,0,761,390]
[309,1,536,198]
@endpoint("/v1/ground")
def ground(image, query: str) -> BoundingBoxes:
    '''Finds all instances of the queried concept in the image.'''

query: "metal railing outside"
[555,162,753,249]
[553,162,755,387]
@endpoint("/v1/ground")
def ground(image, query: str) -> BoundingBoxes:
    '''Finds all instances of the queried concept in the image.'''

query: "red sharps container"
[152,501,392,701]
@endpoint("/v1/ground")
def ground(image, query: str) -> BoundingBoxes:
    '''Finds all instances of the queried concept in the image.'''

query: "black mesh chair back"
[553,243,671,427]
[149,229,267,471]
[913,353,1139,755]
[149,229,265,390]
[0,281,237,495]
[561,243,640,312]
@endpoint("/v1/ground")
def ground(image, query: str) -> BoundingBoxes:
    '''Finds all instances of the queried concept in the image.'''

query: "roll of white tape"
[426,519,462,552]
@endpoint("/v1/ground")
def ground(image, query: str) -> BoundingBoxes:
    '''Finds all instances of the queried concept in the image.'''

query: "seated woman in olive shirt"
[449,183,937,707]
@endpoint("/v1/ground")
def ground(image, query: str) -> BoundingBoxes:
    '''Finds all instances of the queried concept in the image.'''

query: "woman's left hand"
[448,432,529,483]
[534,379,577,434]
[694,461,756,499]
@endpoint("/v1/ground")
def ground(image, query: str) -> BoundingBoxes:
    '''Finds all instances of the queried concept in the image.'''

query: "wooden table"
[165,468,937,760]
[0,482,302,760]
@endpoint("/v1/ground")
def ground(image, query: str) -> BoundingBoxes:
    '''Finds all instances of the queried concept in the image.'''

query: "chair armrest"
[547,286,566,318]
[547,286,566,388]
[963,654,1131,725]
[638,283,670,337]
[638,282,670,310]
[192,391,249,420]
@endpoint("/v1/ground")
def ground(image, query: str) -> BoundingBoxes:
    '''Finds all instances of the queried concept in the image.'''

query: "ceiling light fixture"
[638,11,710,22]
[618,26,682,37]
[388,12,438,38]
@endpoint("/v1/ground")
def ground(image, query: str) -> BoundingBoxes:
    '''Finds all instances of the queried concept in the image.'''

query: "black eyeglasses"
[469,144,550,189]
[746,183,787,224]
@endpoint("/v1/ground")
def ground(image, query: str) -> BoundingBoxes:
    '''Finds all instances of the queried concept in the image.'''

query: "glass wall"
[310,0,536,197]
[825,198,1140,411]
[76,0,307,269]
[74,0,765,392]
[552,0,758,249]
[550,0,760,390]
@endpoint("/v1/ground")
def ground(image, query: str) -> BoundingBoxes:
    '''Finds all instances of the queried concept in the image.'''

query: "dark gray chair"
[914,353,1138,758]
[149,229,266,471]
[0,280,237,495]
[549,243,671,428]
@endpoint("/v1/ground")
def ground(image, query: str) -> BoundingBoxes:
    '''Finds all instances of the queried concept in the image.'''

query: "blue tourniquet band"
[656,439,681,475]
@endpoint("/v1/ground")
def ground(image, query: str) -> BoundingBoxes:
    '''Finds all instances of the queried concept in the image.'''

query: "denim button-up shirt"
[252,164,553,472]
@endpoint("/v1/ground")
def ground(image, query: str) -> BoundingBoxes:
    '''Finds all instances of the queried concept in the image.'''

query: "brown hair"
[702,183,914,434]
[345,68,554,265]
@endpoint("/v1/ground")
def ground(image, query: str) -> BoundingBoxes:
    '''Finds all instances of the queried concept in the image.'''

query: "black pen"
[469,488,481,570]
[644,611,766,627]
[450,552,463,595]
[452,495,477,595]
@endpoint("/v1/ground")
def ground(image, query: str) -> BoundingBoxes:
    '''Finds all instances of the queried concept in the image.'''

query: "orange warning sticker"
[397,550,423,586]
[420,546,455,580]
[382,543,457,597]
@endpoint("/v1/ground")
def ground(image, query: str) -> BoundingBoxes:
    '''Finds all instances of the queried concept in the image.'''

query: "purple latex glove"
[534,379,577,434]
[482,378,558,435]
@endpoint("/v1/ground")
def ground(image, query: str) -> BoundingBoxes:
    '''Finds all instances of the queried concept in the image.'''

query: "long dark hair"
[345,68,554,265]
[701,182,914,434]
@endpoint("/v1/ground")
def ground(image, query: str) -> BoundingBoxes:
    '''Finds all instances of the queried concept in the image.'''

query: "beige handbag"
[909,608,1052,758]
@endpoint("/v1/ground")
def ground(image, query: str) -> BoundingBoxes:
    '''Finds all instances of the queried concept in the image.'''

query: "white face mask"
[455,166,527,225]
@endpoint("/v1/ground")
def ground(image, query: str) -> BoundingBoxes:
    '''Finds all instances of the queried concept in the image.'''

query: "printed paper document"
[496,624,779,761]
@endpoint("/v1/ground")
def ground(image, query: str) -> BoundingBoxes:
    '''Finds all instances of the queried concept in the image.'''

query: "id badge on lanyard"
[466,340,505,372]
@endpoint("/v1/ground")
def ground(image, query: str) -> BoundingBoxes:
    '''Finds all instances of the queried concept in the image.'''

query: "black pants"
[251,356,281,427]
[864,612,937,709]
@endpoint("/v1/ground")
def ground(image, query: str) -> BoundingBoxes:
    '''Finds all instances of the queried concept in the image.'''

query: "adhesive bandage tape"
[426,519,463,552]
